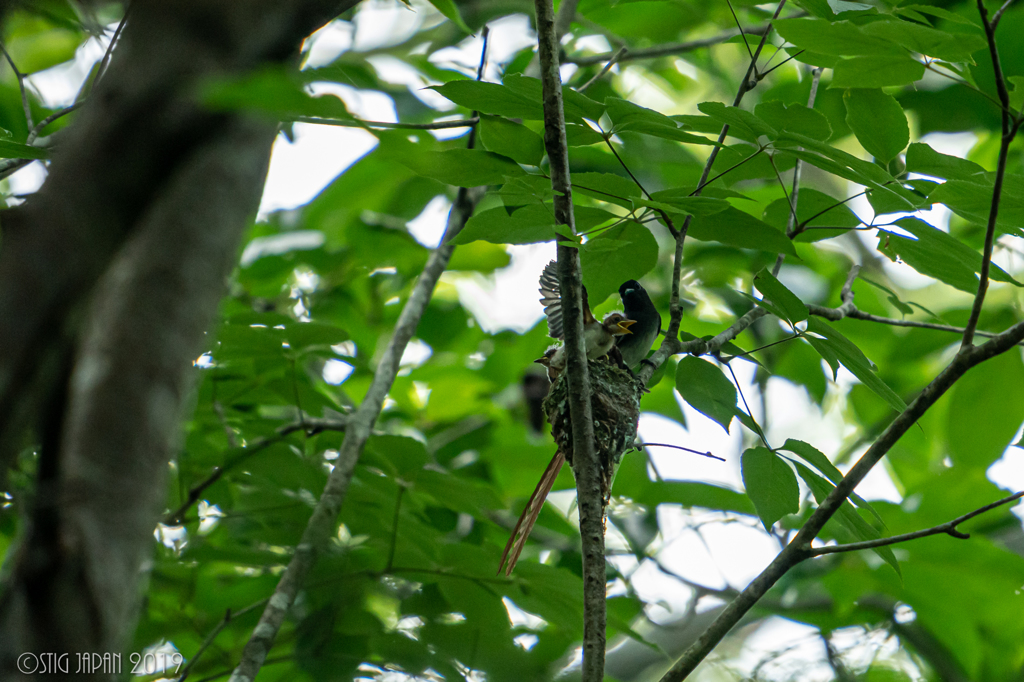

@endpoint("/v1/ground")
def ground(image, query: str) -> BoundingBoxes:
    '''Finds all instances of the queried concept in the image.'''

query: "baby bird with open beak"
[535,262,636,380]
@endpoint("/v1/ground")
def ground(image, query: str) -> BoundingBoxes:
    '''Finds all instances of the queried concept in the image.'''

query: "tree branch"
[0,41,34,129]
[554,0,580,37]
[962,0,1021,349]
[577,46,628,93]
[226,192,475,682]
[809,491,1024,557]
[566,24,771,66]
[292,115,478,130]
[225,26,487,681]
[658,317,1024,681]
[164,416,351,525]
[534,1,605,679]
[638,0,788,387]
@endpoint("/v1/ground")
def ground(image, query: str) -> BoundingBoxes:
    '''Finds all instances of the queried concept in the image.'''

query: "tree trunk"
[0,1,358,677]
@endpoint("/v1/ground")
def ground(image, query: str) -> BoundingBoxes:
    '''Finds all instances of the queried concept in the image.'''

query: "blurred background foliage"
[2,0,1024,680]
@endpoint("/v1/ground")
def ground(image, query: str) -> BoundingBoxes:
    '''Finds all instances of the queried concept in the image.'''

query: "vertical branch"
[961,0,1020,349]
[785,67,823,238]
[534,1,605,680]
[0,43,33,130]
[639,0,788,385]
[225,31,489,682]
[227,193,476,682]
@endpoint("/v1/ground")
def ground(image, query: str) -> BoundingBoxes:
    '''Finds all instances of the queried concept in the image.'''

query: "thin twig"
[991,0,1017,29]
[385,485,405,572]
[26,102,84,145]
[565,24,773,66]
[291,115,479,130]
[726,362,771,450]
[94,8,129,87]
[164,416,350,525]
[636,443,724,461]
[691,146,766,195]
[639,1,788,387]
[0,42,33,129]
[785,67,822,238]
[809,491,1024,556]
[726,0,756,63]
[962,0,1020,349]
[224,31,489,682]
[759,50,804,79]
[577,46,628,93]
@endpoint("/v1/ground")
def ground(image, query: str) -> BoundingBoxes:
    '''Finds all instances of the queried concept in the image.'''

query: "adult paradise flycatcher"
[500,262,649,575]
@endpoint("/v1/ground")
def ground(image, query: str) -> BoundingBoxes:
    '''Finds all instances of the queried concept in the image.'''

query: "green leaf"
[425,0,471,33]
[455,204,556,245]
[774,18,903,56]
[1009,76,1024,113]
[778,438,882,525]
[379,135,525,187]
[565,122,606,146]
[365,435,429,478]
[773,131,916,208]
[580,222,659,305]
[447,241,512,272]
[0,139,48,160]
[897,5,982,28]
[789,460,900,577]
[946,351,1024,469]
[832,55,926,88]
[504,74,606,122]
[740,447,799,531]
[638,481,755,515]
[572,172,644,208]
[753,101,832,141]
[905,142,986,180]
[640,188,732,217]
[479,115,545,166]
[877,217,1021,292]
[607,98,717,145]
[929,177,1024,238]
[844,89,909,163]
[859,277,915,316]
[860,19,986,62]
[688,206,798,256]
[283,322,349,351]
[697,101,777,139]
[805,318,907,413]
[430,80,541,119]
[675,356,737,432]
[753,268,808,323]
[762,188,861,242]
[202,67,354,121]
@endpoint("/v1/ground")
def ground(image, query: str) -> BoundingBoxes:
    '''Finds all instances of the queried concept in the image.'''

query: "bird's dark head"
[618,280,642,299]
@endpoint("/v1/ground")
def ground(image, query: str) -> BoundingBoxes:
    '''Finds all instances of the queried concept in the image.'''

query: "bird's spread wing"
[539,261,564,339]
[539,260,593,340]
[498,450,565,576]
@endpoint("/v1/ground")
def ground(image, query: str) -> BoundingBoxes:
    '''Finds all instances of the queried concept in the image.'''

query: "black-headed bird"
[615,279,661,369]
[500,261,636,575]
[534,261,636,380]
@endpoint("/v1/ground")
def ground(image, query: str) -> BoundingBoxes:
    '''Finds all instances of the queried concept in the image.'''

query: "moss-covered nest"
[543,357,642,498]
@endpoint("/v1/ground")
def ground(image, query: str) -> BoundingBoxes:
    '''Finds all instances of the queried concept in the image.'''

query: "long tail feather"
[498,451,565,576]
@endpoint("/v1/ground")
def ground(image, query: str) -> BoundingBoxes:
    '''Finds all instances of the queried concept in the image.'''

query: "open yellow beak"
[615,318,636,335]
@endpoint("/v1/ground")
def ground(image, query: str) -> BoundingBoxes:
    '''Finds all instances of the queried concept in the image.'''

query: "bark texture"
[0,0,358,677]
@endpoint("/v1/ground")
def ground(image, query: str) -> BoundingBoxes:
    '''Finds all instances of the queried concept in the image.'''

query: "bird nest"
[543,357,642,498]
